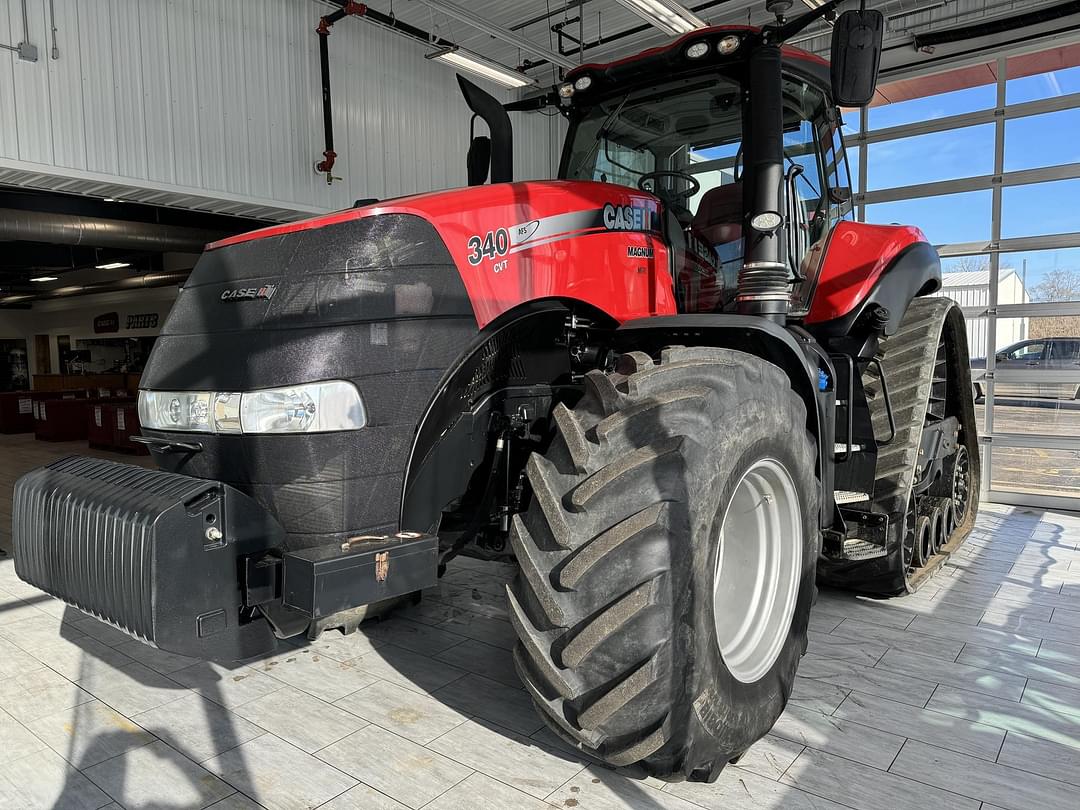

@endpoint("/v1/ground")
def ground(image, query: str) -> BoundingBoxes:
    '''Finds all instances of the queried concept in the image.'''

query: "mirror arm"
[768,0,845,44]
[504,92,558,113]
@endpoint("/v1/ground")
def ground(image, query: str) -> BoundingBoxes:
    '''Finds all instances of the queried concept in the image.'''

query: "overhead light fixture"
[614,0,707,36]
[29,275,58,282]
[96,261,131,270]
[425,46,536,89]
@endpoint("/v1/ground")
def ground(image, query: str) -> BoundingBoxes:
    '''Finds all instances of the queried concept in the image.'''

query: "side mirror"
[830,9,884,107]
[995,353,1006,362]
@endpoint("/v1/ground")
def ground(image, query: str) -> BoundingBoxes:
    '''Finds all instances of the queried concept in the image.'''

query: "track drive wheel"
[507,347,820,781]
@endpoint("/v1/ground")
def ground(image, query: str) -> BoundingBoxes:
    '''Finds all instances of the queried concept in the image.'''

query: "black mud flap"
[13,456,284,660]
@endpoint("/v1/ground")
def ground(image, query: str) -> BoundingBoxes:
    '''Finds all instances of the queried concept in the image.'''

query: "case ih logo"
[221,284,278,302]
[603,203,657,232]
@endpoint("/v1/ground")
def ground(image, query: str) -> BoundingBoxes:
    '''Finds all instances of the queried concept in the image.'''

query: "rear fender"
[802,221,941,336]
[614,315,834,526]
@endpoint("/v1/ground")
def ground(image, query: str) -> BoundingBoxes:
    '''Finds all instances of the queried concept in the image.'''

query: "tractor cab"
[555,41,856,313]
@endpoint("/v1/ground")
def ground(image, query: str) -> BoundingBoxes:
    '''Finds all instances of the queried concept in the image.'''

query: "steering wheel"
[637,170,701,204]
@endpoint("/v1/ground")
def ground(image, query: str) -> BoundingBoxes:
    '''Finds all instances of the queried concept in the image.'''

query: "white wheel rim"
[712,458,802,684]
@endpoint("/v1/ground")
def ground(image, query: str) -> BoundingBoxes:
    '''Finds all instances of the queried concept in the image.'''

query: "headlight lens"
[139,391,214,432]
[242,381,365,434]
[213,392,243,434]
[138,381,366,434]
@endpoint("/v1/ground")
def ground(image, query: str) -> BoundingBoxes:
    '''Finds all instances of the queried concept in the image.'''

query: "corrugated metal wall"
[0,0,563,218]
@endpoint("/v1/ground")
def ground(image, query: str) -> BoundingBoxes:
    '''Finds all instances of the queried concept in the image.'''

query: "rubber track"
[863,298,953,561]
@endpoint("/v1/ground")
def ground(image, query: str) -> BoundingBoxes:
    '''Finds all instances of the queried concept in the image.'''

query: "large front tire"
[507,347,820,781]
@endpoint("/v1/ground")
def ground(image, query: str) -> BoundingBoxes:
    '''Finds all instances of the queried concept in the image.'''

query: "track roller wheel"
[942,498,956,542]
[928,506,944,555]
[507,347,820,781]
[913,516,931,568]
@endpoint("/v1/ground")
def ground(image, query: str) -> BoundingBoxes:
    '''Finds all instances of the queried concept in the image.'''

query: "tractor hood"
[201,180,676,328]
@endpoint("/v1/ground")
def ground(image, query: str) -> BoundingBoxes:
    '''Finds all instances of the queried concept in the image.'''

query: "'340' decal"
[466,228,510,266]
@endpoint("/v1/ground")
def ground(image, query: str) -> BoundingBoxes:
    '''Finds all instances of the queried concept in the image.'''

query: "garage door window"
[859,44,1080,509]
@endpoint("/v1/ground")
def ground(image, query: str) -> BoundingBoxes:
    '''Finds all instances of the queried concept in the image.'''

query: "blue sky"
[860,64,1080,299]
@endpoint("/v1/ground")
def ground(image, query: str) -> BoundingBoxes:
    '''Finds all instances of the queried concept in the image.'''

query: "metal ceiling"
[0,189,261,302]
[354,0,1080,83]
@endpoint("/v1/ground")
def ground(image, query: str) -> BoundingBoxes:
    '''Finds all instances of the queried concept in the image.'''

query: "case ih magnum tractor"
[13,2,977,783]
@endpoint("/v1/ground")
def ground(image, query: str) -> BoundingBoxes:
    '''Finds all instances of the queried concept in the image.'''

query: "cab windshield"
[559,72,846,293]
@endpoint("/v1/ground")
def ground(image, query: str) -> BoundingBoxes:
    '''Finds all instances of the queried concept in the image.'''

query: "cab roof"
[565,25,830,90]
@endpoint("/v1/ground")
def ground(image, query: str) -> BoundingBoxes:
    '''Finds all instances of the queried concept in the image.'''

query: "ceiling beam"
[417,0,578,69]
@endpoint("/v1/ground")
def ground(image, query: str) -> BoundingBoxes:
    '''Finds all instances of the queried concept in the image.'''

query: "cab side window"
[820,117,854,227]
[781,77,829,274]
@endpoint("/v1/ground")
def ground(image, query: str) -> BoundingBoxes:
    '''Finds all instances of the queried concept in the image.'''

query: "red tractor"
[13,1,977,783]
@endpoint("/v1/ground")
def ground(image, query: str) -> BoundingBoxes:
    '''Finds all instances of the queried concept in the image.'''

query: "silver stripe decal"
[509,209,603,247]
[508,227,610,255]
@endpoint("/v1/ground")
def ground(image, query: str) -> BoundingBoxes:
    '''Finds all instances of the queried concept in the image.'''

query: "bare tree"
[1030,268,1080,303]
[948,255,990,275]
[1027,269,1080,339]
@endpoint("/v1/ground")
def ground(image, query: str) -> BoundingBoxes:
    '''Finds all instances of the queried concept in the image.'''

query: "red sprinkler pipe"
[314,2,368,183]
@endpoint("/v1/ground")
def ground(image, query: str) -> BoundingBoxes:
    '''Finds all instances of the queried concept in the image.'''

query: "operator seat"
[692,181,743,246]
[692,181,744,291]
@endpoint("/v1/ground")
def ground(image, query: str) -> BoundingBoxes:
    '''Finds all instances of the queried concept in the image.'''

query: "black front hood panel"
[143,213,476,391]
[142,213,478,548]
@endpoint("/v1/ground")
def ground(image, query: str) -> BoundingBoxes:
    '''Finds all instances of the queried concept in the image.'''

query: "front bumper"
[12,456,437,660]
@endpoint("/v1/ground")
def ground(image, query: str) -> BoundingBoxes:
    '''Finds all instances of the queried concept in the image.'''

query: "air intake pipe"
[457,75,514,184]
[737,38,789,324]
[0,209,224,253]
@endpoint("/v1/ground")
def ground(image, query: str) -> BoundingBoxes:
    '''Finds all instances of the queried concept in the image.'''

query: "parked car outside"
[971,337,1080,400]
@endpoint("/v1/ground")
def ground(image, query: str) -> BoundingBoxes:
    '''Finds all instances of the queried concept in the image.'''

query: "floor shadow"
[52,606,258,809]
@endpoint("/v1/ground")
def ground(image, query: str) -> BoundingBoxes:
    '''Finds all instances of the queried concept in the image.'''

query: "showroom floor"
[2,436,1080,809]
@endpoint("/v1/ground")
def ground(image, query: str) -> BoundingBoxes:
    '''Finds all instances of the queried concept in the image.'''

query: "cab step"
[834,490,871,505]
[843,537,889,561]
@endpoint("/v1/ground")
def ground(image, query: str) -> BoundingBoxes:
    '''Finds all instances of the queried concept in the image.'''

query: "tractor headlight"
[138,381,366,434]
[241,381,365,434]
[716,35,741,55]
[573,75,593,91]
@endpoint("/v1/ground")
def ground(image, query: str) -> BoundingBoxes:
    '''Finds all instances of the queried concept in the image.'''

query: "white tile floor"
[4,496,1080,808]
